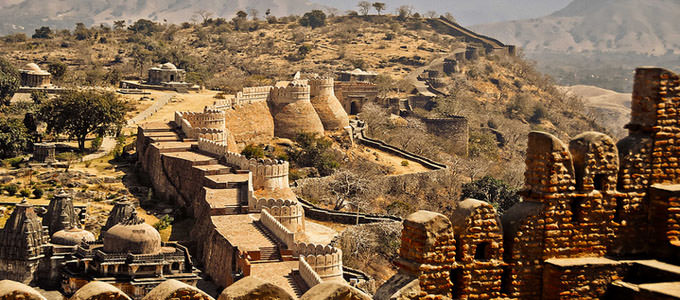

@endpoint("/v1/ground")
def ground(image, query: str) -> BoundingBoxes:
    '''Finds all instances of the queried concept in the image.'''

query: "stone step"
[287,270,307,298]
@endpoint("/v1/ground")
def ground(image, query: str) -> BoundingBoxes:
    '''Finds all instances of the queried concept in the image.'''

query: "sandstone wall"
[223,102,275,147]
[309,77,350,130]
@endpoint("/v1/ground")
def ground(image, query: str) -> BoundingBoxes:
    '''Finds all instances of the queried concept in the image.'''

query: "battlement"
[308,77,335,97]
[222,152,289,191]
[270,83,311,106]
[249,197,298,212]
[262,204,305,233]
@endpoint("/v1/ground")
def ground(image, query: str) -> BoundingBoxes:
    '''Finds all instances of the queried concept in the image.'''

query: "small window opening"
[593,174,606,190]
[474,242,491,261]
[571,197,584,222]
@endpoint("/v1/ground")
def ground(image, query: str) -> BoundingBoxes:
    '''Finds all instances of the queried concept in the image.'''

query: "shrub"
[20,189,30,197]
[461,176,520,214]
[5,184,17,196]
[91,136,103,151]
[384,33,395,40]
[32,187,43,198]
[299,10,327,29]
[288,133,340,176]
[401,160,409,166]
[154,214,174,230]
[241,144,265,159]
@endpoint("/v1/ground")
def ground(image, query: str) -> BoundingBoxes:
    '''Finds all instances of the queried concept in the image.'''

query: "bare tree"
[372,2,386,15]
[327,170,370,210]
[357,1,372,16]
[247,7,259,20]
[195,10,214,23]
[396,5,413,20]
[425,11,438,18]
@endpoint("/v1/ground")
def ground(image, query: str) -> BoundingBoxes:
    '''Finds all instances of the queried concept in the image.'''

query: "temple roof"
[102,211,161,255]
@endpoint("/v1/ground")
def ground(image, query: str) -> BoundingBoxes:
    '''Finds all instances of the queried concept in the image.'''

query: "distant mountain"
[0,0,325,35]
[472,0,680,55]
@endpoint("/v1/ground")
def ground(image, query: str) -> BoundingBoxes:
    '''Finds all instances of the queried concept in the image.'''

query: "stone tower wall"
[308,77,350,130]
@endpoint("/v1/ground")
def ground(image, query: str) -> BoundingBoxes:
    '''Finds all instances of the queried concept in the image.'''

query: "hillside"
[0,15,603,192]
[472,0,680,56]
[559,85,631,139]
[0,0,325,35]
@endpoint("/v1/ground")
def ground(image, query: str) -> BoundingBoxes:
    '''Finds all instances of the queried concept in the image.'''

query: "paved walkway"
[81,136,116,161]
[127,94,173,126]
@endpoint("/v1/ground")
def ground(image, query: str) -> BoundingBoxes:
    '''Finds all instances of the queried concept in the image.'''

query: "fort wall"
[308,77,350,130]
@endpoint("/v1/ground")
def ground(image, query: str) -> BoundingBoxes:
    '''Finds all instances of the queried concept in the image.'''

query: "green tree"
[32,26,53,39]
[47,61,67,81]
[288,133,339,176]
[74,23,91,40]
[38,90,131,152]
[461,176,520,214]
[0,118,30,158]
[0,72,20,106]
[241,144,265,159]
[372,2,386,15]
[299,10,327,29]
[128,19,159,36]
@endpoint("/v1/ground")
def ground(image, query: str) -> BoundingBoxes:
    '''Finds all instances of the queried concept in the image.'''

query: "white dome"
[161,63,177,70]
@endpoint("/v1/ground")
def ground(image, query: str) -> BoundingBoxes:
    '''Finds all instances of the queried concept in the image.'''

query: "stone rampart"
[249,198,298,212]
[299,256,323,289]
[264,204,305,233]
[270,83,310,106]
[308,77,350,130]
[292,243,343,281]
[260,209,295,248]
[223,153,289,191]
[236,86,272,106]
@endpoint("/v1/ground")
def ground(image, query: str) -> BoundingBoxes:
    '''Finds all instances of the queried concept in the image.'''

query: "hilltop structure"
[19,63,51,88]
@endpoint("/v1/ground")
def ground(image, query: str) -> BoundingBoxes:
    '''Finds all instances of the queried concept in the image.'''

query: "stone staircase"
[286,270,308,298]
[258,246,282,262]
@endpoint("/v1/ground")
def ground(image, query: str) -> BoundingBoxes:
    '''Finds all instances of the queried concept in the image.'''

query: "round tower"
[308,77,350,130]
[270,82,324,138]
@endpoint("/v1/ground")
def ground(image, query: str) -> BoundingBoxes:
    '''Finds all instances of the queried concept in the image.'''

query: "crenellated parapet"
[295,244,343,282]
[308,76,350,130]
[308,77,335,97]
[236,86,272,106]
[223,152,290,191]
[262,204,305,233]
[249,197,298,212]
[270,81,311,106]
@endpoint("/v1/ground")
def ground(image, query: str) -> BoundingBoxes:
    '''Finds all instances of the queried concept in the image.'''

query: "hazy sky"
[313,0,573,25]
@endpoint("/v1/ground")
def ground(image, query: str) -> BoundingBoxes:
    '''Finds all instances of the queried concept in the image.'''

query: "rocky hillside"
[472,0,680,56]
[0,0,324,35]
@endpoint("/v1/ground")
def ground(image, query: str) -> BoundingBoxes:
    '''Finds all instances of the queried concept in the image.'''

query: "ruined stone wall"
[542,259,625,300]
[422,117,469,156]
[397,211,455,298]
[450,200,503,300]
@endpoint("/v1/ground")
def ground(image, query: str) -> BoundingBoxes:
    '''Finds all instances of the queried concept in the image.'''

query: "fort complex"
[1,15,679,299]
[4,66,680,299]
